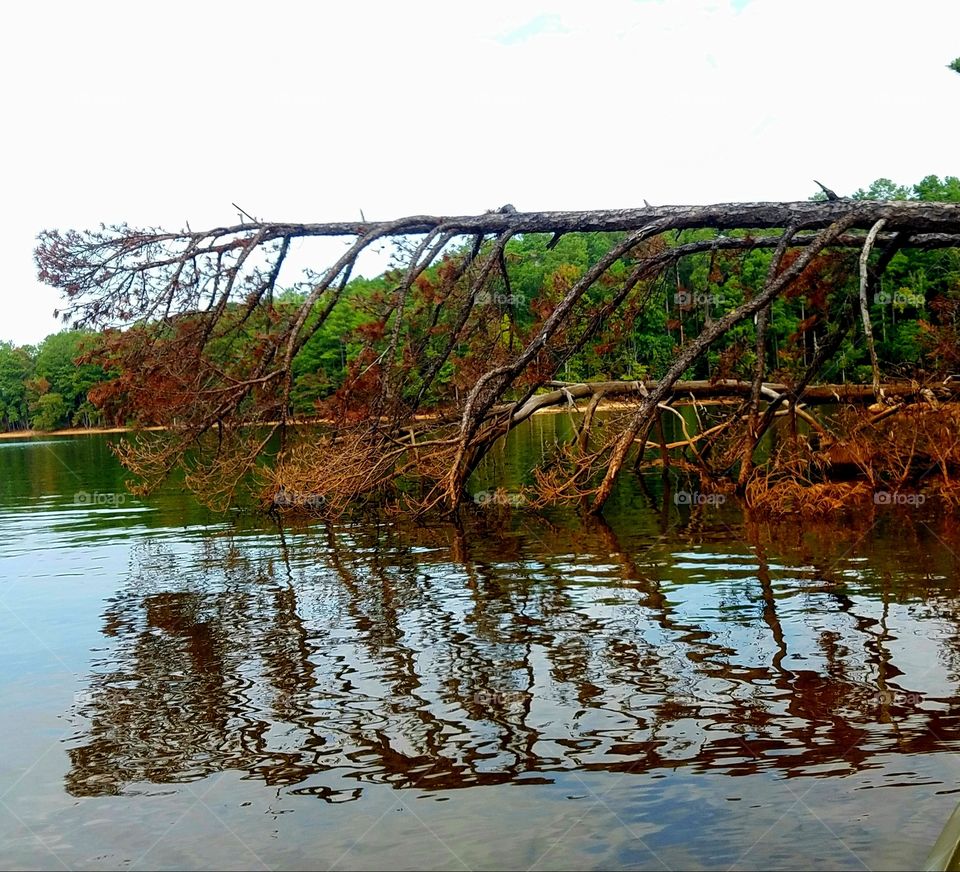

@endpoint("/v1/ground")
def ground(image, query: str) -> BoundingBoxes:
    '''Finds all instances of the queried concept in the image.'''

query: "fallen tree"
[35,198,960,515]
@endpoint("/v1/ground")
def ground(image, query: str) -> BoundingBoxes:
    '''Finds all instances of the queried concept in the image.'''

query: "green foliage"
[34,331,105,412]
[289,276,386,415]
[913,174,960,202]
[852,178,912,200]
[30,392,68,431]
[0,331,109,431]
[0,342,32,429]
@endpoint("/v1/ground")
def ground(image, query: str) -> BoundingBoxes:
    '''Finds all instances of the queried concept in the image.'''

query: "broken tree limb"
[739,224,799,489]
[858,218,887,402]
[538,379,960,405]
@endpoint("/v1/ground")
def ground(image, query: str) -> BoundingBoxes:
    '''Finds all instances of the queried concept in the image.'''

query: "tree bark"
[858,218,887,401]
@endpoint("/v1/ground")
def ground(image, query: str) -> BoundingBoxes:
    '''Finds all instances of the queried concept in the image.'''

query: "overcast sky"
[2,0,958,344]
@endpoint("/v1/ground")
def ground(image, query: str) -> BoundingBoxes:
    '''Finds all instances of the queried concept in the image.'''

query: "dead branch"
[34,198,960,516]
[858,218,887,401]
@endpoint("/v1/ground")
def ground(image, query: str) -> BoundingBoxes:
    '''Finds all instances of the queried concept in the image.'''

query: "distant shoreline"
[0,399,723,442]
[0,425,161,440]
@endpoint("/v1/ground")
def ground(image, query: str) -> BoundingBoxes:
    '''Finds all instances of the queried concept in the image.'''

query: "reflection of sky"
[0,440,63,448]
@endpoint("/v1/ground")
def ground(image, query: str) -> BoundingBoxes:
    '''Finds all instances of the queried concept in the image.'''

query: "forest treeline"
[4,175,959,433]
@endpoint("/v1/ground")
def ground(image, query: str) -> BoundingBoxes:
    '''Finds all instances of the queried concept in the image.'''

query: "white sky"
[1,0,958,345]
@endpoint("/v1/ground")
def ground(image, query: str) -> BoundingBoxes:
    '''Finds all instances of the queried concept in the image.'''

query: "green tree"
[289,278,384,414]
[913,174,960,202]
[30,392,68,430]
[852,178,911,200]
[32,331,108,428]
[0,331,112,431]
[0,342,33,429]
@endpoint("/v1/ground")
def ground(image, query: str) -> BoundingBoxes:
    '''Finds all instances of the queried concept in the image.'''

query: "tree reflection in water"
[64,509,960,805]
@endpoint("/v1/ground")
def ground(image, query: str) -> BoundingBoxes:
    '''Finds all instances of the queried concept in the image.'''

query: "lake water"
[2,420,960,870]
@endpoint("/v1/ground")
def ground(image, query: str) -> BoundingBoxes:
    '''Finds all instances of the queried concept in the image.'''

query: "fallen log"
[539,379,960,407]
[37,198,960,516]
